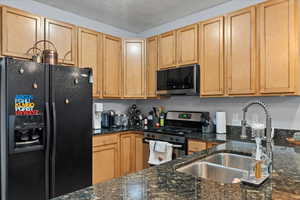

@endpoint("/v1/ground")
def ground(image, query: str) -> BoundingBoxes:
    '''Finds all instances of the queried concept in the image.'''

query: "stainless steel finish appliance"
[143,111,210,159]
[101,110,115,128]
[0,57,92,200]
[156,64,199,96]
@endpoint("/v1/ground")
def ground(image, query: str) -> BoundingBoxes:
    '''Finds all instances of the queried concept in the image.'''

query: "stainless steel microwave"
[156,64,200,96]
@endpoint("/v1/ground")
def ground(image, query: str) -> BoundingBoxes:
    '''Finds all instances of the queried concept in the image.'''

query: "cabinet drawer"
[93,134,118,147]
[188,140,207,152]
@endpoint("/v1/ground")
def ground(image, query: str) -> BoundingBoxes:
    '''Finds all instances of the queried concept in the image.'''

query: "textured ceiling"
[32,0,231,33]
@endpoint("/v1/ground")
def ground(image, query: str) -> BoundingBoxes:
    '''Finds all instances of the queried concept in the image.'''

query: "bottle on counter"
[159,112,165,127]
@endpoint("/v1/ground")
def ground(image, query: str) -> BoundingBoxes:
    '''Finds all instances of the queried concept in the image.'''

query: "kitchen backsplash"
[93,99,137,113]
[136,96,300,130]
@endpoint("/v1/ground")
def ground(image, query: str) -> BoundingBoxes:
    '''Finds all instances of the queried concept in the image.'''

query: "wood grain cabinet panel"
[123,39,146,98]
[44,18,77,65]
[120,133,135,176]
[226,7,256,95]
[158,31,176,69]
[259,0,296,94]
[176,24,198,66]
[1,6,43,59]
[134,134,145,171]
[146,36,158,98]
[103,34,122,98]
[78,27,102,98]
[92,135,119,184]
[199,17,225,96]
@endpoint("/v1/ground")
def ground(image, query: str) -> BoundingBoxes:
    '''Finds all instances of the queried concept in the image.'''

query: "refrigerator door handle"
[50,102,57,198]
[45,102,51,200]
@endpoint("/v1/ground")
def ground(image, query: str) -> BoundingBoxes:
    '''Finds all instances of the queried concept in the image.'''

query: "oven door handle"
[143,139,183,148]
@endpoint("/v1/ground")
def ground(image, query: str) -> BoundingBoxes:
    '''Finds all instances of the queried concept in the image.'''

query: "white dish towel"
[148,140,173,165]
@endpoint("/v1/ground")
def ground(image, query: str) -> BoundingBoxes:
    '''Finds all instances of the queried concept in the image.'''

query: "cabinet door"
[2,6,43,59]
[45,18,77,65]
[123,39,146,98]
[188,140,207,155]
[134,134,145,172]
[93,144,119,184]
[120,134,134,176]
[146,36,158,98]
[158,31,176,69]
[103,34,122,98]
[177,24,198,66]
[78,27,102,97]
[200,17,225,96]
[226,7,256,95]
[259,0,296,94]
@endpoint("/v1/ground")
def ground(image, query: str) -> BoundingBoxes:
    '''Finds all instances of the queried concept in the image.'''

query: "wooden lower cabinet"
[93,132,148,184]
[92,134,119,184]
[120,132,148,176]
[188,139,222,155]
[120,133,135,175]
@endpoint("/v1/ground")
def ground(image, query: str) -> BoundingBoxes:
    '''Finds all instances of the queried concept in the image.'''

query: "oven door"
[143,138,187,161]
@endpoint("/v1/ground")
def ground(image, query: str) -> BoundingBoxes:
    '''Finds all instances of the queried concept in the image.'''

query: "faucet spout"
[240,101,273,173]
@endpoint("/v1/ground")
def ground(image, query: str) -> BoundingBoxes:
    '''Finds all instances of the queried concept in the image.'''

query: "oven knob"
[175,139,179,141]
[170,138,173,141]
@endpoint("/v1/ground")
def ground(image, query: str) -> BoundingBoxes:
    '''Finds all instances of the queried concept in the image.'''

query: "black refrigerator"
[0,57,92,200]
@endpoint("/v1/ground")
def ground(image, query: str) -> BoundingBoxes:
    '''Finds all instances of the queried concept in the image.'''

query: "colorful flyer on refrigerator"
[15,95,39,115]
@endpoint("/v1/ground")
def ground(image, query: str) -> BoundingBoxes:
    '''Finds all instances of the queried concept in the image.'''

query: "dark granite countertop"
[53,138,300,200]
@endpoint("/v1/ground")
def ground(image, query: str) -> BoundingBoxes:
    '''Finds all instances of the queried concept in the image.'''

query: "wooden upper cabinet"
[123,39,146,98]
[226,7,256,95]
[1,6,43,59]
[200,17,225,96]
[146,36,158,98]
[78,27,102,98]
[259,0,296,94]
[176,24,198,66]
[44,18,77,65]
[103,34,122,98]
[158,31,176,69]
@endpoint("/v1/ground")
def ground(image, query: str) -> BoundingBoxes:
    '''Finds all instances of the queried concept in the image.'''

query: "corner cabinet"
[146,36,158,98]
[1,6,43,59]
[176,24,198,66]
[199,17,225,96]
[226,7,256,95]
[158,31,176,69]
[102,34,122,98]
[78,27,102,98]
[259,0,298,94]
[122,39,146,98]
[44,18,77,65]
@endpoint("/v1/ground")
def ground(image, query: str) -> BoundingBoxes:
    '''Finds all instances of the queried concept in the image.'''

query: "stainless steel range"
[144,111,210,159]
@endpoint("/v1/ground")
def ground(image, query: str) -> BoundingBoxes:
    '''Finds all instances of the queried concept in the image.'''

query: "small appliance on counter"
[128,104,143,128]
[93,103,103,129]
[101,110,115,128]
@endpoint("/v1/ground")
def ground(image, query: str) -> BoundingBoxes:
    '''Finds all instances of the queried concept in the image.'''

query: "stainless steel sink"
[202,153,254,171]
[176,153,255,184]
[176,161,248,183]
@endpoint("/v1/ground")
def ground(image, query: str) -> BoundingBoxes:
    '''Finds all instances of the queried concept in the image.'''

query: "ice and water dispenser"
[9,114,45,154]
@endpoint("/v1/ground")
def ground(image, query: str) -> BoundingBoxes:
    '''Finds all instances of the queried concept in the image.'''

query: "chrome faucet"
[241,101,273,173]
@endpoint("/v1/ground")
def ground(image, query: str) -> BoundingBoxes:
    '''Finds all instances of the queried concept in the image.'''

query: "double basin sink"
[176,153,255,184]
